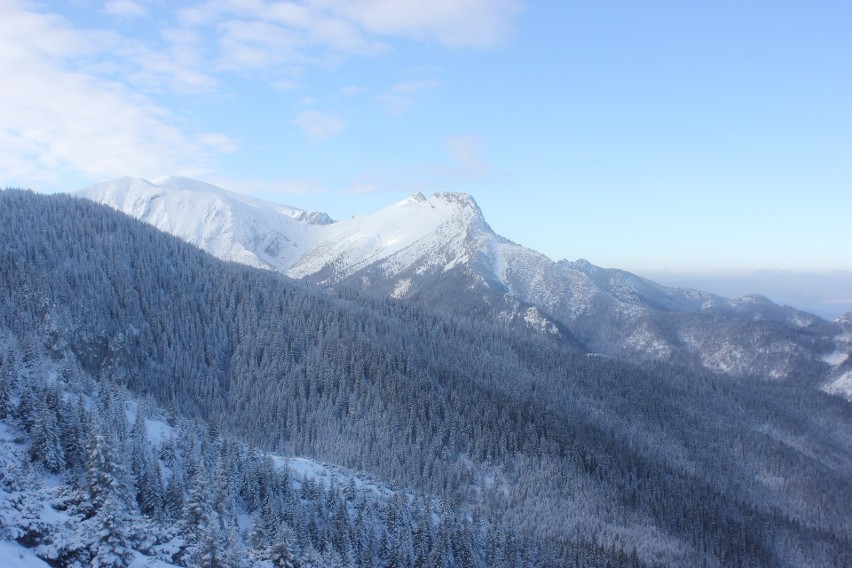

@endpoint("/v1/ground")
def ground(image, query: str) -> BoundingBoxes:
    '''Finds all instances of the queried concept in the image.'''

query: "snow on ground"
[0,541,52,568]
[822,351,849,366]
[145,419,175,448]
[275,456,391,497]
[391,278,412,299]
[124,401,176,448]
[822,370,852,401]
[129,550,181,568]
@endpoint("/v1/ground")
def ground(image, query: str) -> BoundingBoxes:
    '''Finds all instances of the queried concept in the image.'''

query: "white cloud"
[119,27,217,94]
[339,84,362,95]
[319,0,523,48]
[102,0,148,19]
[375,78,440,114]
[175,0,518,76]
[0,0,522,188]
[347,134,495,194]
[294,110,345,141]
[441,135,492,181]
[0,1,233,188]
[207,175,326,198]
[198,132,239,153]
[215,19,304,71]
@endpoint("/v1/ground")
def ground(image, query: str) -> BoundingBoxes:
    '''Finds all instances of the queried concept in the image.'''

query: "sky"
[2,1,851,314]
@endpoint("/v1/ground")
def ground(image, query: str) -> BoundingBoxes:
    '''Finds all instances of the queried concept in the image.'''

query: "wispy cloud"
[0,1,232,187]
[320,0,522,48]
[102,0,148,19]
[346,134,497,194]
[294,110,346,141]
[375,79,441,114]
[437,135,493,181]
[1,0,522,187]
[208,175,326,198]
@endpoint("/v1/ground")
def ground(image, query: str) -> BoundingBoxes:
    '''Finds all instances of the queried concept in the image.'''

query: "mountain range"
[1,188,850,567]
[77,176,852,398]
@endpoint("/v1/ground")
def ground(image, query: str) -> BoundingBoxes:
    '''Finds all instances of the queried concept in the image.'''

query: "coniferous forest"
[0,190,850,566]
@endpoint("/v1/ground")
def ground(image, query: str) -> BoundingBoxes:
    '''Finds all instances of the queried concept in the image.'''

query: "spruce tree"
[89,492,134,568]
[30,390,65,473]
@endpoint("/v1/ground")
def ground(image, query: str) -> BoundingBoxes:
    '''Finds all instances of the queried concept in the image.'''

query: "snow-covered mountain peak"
[75,177,497,286]
[287,188,499,283]
[393,190,483,217]
[151,175,230,195]
[403,190,427,204]
[431,191,478,206]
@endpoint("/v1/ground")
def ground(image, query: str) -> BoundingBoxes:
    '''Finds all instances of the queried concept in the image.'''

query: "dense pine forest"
[0,190,850,566]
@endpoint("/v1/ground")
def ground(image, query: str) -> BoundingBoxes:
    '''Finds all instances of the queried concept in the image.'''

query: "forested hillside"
[1,190,850,566]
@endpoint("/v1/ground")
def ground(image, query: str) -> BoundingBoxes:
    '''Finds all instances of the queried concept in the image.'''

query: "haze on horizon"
[2,1,850,301]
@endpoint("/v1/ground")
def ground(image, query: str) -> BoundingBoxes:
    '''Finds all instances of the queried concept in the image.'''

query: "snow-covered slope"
[289,191,500,285]
[76,177,331,272]
[75,177,851,385]
[822,312,852,400]
[77,178,504,288]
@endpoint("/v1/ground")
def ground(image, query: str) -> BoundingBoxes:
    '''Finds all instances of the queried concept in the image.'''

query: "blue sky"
[2,1,851,281]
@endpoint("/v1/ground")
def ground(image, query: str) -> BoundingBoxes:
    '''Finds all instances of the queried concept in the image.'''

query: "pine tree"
[163,471,184,521]
[15,386,35,432]
[268,527,300,568]
[130,407,148,506]
[85,417,112,515]
[61,395,88,471]
[139,455,164,518]
[0,362,11,419]
[30,389,65,473]
[184,462,212,532]
[89,492,134,568]
[249,510,268,552]
[195,519,225,568]
[413,507,432,567]
[84,417,133,567]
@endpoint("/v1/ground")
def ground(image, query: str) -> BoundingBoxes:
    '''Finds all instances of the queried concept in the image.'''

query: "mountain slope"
[3,189,852,566]
[76,176,332,272]
[75,177,850,386]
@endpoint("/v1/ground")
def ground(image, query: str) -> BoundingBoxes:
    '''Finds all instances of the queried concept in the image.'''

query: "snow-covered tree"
[30,388,65,473]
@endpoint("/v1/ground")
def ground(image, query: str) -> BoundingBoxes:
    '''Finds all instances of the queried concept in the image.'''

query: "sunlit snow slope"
[76,177,332,272]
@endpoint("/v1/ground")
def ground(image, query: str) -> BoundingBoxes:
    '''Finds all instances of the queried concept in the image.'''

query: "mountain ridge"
[74,176,851,395]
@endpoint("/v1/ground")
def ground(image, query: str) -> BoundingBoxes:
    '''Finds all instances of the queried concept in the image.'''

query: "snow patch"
[822,370,852,401]
[0,541,52,568]
[523,307,559,335]
[822,351,848,366]
[275,456,390,497]
[391,278,411,299]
